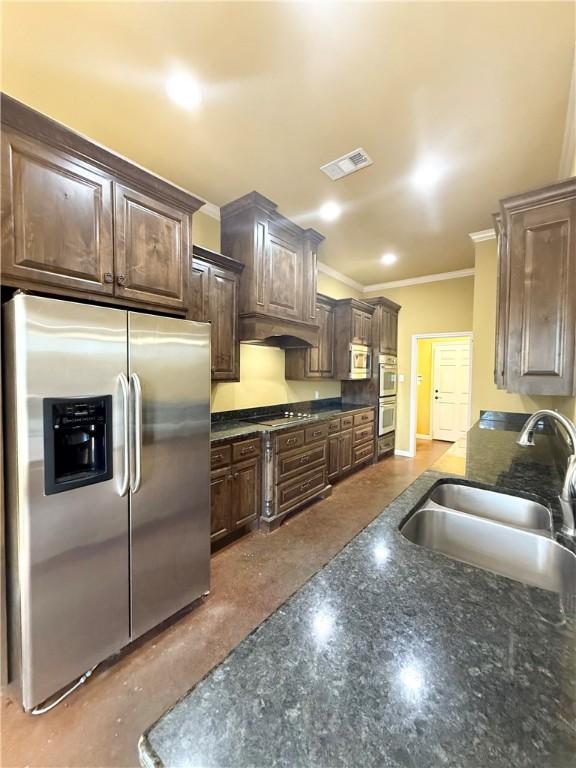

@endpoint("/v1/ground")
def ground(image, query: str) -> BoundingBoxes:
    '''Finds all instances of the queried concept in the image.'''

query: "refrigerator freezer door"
[128,313,210,639]
[4,295,130,710]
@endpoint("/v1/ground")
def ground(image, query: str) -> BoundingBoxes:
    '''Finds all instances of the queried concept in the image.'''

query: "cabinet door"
[189,259,210,321]
[361,313,372,346]
[339,429,353,474]
[494,213,508,389]
[114,183,189,309]
[327,434,340,482]
[265,224,302,320]
[351,309,364,344]
[233,458,261,529]
[506,198,576,395]
[1,131,114,294]
[210,467,232,542]
[306,302,334,378]
[209,266,240,381]
[380,307,398,354]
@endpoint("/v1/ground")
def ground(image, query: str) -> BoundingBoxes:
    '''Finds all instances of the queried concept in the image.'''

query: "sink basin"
[429,483,552,532]
[400,506,576,597]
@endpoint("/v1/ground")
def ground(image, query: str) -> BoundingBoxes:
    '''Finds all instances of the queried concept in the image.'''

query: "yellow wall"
[471,238,576,422]
[365,277,475,453]
[200,216,354,412]
[416,336,469,436]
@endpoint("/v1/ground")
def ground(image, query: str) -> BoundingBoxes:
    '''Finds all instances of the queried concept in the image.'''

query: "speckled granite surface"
[141,417,576,768]
[210,404,375,444]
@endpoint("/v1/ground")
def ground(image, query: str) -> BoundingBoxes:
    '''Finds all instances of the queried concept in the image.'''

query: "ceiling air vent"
[320,148,373,180]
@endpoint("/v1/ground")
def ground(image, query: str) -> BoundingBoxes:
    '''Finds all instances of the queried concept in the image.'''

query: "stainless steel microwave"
[348,344,372,379]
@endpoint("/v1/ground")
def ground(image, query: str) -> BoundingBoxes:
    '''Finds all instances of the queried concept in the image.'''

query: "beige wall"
[199,215,354,412]
[365,278,475,453]
[471,238,576,422]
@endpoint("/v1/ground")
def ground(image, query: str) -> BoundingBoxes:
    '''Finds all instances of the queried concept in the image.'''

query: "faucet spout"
[517,409,576,537]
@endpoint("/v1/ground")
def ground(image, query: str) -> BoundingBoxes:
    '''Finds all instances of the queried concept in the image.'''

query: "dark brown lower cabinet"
[326,409,373,483]
[210,438,261,543]
[327,429,353,481]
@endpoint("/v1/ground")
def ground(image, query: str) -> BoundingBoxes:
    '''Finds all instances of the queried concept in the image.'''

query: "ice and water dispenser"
[43,396,113,494]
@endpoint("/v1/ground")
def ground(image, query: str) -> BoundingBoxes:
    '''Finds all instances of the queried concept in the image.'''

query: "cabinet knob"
[234,472,239,480]
[117,274,127,286]
[103,272,114,284]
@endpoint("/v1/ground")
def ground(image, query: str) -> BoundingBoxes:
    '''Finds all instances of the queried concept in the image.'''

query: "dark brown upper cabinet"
[285,294,336,379]
[366,296,401,359]
[1,129,114,296]
[333,298,375,379]
[497,177,576,396]
[1,94,204,312]
[220,191,324,347]
[191,245,244,381]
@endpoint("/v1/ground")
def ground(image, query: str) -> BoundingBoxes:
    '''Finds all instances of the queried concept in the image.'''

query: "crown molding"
[198,200,221,220]
[363,268,475,292]
[469,228,496,243]
[317,261,364,292]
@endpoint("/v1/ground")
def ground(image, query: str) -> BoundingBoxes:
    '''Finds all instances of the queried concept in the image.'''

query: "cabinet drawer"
[353,409,374,426]
[276,443,326,483]
[353,423,375,445]
[211,444,231,470]
[378,433,395,456]
[232,438,261,463]
[305,423,329,444]
[341,415,354,430]
[276,429,305,453]
[328,418,341,434]
[353,441,374,465]
[277,466,326,515]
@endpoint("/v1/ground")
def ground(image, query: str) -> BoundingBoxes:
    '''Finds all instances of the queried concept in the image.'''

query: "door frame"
[406,332,473,458]
[430,339,472,442]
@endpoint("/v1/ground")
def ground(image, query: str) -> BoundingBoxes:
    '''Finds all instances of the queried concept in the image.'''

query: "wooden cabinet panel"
[351,309,364,344]
[305,423,329,444]
[353,423,375,445]
[276,430,305,453]
[209,266,239,380]
[353,410,374,426]
[233,459,260,528]
[1,131,114,294]
[276,442,326,483]
[333,299,376,379]
[341,415,354,430]
[285,294,335,380]
[210,467,232,542]
[211,444,232,470]
[353,441,374,466]
[379,307,398,355]
[232,438,260,463]
[493,212,508,389]
[327,434,340,482]
[339,429,353,473]
[501,180,576,395]
[265,225,302,320]
[328,418,341,434]
[189,259,210,322]
[277,466,326,515]
[114,183,189,309]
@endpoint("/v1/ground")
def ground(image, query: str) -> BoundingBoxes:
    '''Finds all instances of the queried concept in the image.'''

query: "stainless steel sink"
[429,483,553,533]
[401,505,576,597]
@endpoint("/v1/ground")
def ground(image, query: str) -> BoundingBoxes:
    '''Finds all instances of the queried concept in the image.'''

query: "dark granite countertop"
[142,416,576,768]
[210,403,376,444]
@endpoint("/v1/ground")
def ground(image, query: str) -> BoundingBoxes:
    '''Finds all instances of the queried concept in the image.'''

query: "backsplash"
[211,398,343,424]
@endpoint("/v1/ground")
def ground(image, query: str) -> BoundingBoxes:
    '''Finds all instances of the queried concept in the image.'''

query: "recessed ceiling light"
[381,252,397,265]
[411,156,445,191]
[166,71,202,110]
[319,201,342,222]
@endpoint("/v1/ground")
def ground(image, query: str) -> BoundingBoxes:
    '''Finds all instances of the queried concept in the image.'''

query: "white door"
[431,342,470,442]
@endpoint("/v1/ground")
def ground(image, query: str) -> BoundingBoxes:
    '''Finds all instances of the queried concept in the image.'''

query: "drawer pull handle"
[117,274,127,286]
[300,456,310,465]
[213,452,222,460]
[312,430,322,437]
[300,481,312,491]
[103,272,114,284]
[286,437,298,446]
[241,445,255,454]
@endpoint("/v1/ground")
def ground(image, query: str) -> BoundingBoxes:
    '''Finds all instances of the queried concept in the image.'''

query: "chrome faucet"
[517,409,576,537]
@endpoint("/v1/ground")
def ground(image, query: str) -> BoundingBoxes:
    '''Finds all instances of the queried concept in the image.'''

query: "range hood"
[239,313,319,348]
[220,191,324,350]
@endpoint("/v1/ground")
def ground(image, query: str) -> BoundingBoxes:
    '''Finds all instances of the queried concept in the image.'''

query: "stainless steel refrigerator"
[3,294,211,711]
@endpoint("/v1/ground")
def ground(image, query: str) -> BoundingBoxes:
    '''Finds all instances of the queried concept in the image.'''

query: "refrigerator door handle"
[130,372,143,494]
[118,373,130,497]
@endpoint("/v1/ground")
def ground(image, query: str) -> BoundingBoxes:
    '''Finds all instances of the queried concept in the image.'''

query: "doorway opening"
[408,333,473,458]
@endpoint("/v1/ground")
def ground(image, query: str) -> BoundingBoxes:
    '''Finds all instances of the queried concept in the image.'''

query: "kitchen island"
[140,413,576,768]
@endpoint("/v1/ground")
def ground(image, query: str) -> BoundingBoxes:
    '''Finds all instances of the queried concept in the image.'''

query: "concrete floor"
[1,440,449,768]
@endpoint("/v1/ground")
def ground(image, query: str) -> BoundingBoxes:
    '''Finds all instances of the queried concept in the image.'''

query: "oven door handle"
[118,373,130,497]
[130,373,143,494]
